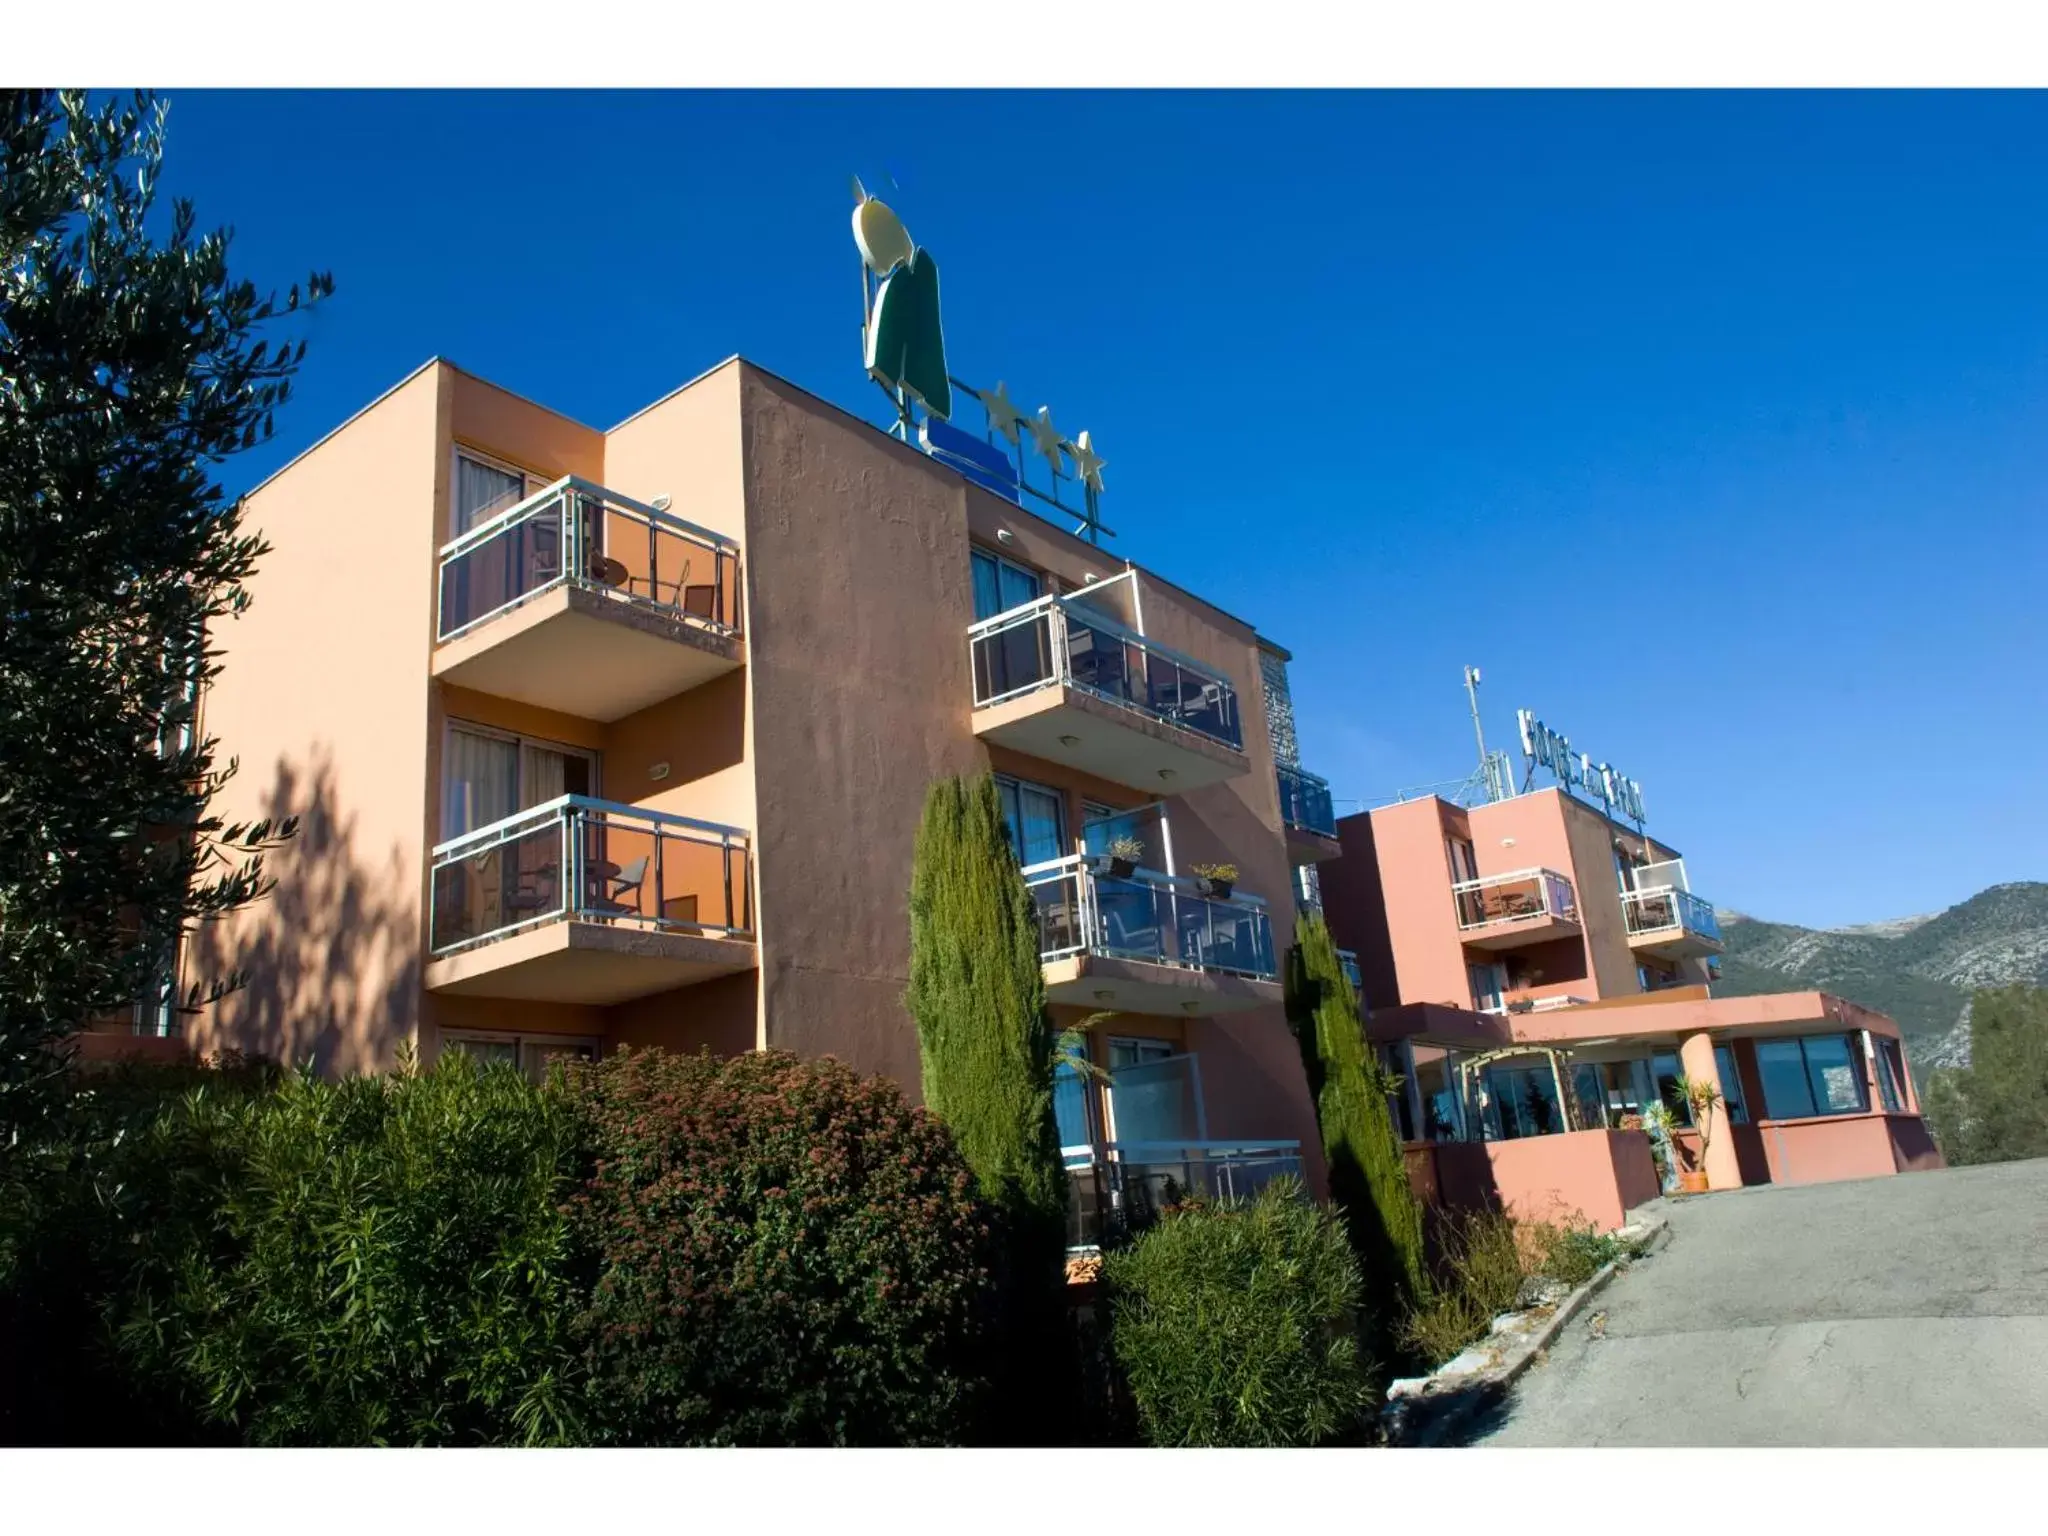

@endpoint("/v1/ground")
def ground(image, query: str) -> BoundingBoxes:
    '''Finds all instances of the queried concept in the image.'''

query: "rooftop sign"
[1516,709,1647,826]
[852,180,1114,544]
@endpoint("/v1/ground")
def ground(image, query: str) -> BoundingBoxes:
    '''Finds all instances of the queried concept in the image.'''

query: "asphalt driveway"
[1464,1158,2048,1447]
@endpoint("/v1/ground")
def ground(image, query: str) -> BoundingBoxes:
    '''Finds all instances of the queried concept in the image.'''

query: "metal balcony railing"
[1062,1140,1305,1249]
[968,593,1243,750]
[1276,763,1337,838]
[429,795,751,956]
[1023,854,1276,981]
[1622,884,1723,944]
[1451,867,1579,932]
[436,476,741,643]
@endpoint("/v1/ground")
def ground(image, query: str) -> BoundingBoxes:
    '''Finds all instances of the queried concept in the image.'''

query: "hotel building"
[1319,777,1944,1228]
[110,356,1341,1243]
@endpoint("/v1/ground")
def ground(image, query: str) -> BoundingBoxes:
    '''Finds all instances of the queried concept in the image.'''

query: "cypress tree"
[906,773,1065,1240]
[906,773,1070,1441]
[1285,910,1429,1358]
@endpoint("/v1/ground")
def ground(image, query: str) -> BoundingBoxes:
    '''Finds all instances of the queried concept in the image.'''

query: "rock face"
[1716,882,2048,1071]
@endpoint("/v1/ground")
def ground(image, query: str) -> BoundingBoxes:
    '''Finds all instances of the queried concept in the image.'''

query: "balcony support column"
[1679,1030,1743,1191]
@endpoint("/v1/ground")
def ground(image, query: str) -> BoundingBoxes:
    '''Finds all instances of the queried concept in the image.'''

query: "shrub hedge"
[563,1047,1000,1446]
[1101,1180,1368,1447]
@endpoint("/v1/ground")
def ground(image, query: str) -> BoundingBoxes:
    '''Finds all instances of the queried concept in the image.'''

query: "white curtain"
[443,729,519,836]
[454,454,525,535]
[520,743,567,809]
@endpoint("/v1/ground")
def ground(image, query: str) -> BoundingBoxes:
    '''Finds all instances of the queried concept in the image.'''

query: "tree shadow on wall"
[188,751,420,1077]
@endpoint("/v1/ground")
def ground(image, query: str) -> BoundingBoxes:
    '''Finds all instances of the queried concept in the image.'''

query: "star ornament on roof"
[977,381,1026,448]
[1027,406,1069,476]
[1067,430,1106,494]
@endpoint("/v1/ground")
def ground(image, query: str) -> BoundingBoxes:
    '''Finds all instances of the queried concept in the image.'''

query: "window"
[1754,1034,1868,1121]
[1380,1044,1418,1142]
[1481,1060,1564,1140]
[453,448,540,537]
[994,774,1067,868]
[1651,1049,1687,1119]
[1106,1038,1198,1144]
[970,546,1042,622]
[442,722,597,839]
[1715,1045,1749,1124]
[1875,1036,1908,1113]
[441,1029,597,1084]
[1054,1058,1096,1149]
[1468,961,1506,1013]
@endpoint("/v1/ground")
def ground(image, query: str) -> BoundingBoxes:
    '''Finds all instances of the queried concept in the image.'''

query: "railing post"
[653,824,665,928]
[723,834,736,932]
[647,502,657,605]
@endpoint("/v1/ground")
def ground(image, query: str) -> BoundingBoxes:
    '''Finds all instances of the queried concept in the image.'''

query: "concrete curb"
[1383,1215,1670,1447]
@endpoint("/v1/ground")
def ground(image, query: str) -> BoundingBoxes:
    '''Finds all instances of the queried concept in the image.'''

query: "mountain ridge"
[1713,881,2048,1071]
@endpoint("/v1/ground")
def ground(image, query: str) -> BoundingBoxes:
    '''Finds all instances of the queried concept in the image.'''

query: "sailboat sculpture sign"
[850,181,1114,544]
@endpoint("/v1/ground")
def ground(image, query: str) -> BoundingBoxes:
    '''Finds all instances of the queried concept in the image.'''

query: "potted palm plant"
[1674,1075,1722,1194]
[1190,861,1238,900]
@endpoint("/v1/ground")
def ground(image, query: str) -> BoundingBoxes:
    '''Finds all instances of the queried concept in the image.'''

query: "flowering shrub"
[563,1047,1000,1446]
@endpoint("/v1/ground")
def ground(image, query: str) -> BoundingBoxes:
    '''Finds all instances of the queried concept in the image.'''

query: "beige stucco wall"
[190,363,446,1074]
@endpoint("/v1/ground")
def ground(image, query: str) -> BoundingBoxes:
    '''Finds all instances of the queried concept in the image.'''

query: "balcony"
[969,594,1249,794]
[424,795,755,1004]
[1452,867,1583,952]
[1064,1140,1305,1249]
[1276,763,1342,863]
[1623,884,1725,961]
[1024,855,1281,1016]
[431,477,742,722]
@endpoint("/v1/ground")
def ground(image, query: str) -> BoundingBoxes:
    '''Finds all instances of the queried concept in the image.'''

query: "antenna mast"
[1464,665,1512,804]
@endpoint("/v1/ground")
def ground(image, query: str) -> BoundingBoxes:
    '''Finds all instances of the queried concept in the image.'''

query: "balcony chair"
[587,856,648,920]
[632,559,693,609]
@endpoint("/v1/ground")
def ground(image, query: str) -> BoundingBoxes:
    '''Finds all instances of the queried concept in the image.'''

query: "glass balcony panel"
[430,820,565,951]
[430,798,750,955]
[437,480,741,642]
[969,597,1242,749]
[1276,764,1337,837]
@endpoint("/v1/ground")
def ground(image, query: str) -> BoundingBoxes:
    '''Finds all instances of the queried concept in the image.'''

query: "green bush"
[1,1052,283,1444]
[563,1047,1000,1446]
[121,1050,587,1445]
[1528,1216,1629,1288]
[1101,1180,1368,1447]
[1397,1208,1528,1369]
[2,1050,582,1446]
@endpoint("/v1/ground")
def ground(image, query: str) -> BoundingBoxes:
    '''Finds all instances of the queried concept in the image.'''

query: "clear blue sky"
[162,90,2047,930]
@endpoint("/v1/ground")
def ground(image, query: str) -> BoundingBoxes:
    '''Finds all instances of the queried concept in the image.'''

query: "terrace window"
[443,722,595,839]
[1715,1044,1750,1124]
[995,773,1067,867]
[441,1029,597,1085]
[1874,1036,1908,1113]
[1755,1034,1869,1120]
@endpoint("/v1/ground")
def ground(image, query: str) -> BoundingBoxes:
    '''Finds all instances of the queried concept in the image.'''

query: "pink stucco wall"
[1759,1112,1946,1185]
[1405,1129,1660,1233]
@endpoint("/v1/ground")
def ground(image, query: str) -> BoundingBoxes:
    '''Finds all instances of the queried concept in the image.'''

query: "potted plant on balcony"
[1191,862,1238,900]
[1100,836,1146,880]
[1674,1075,1722,1195]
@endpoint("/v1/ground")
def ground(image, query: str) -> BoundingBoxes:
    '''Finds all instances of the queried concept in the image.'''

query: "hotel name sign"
[1516,709,1647,825]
